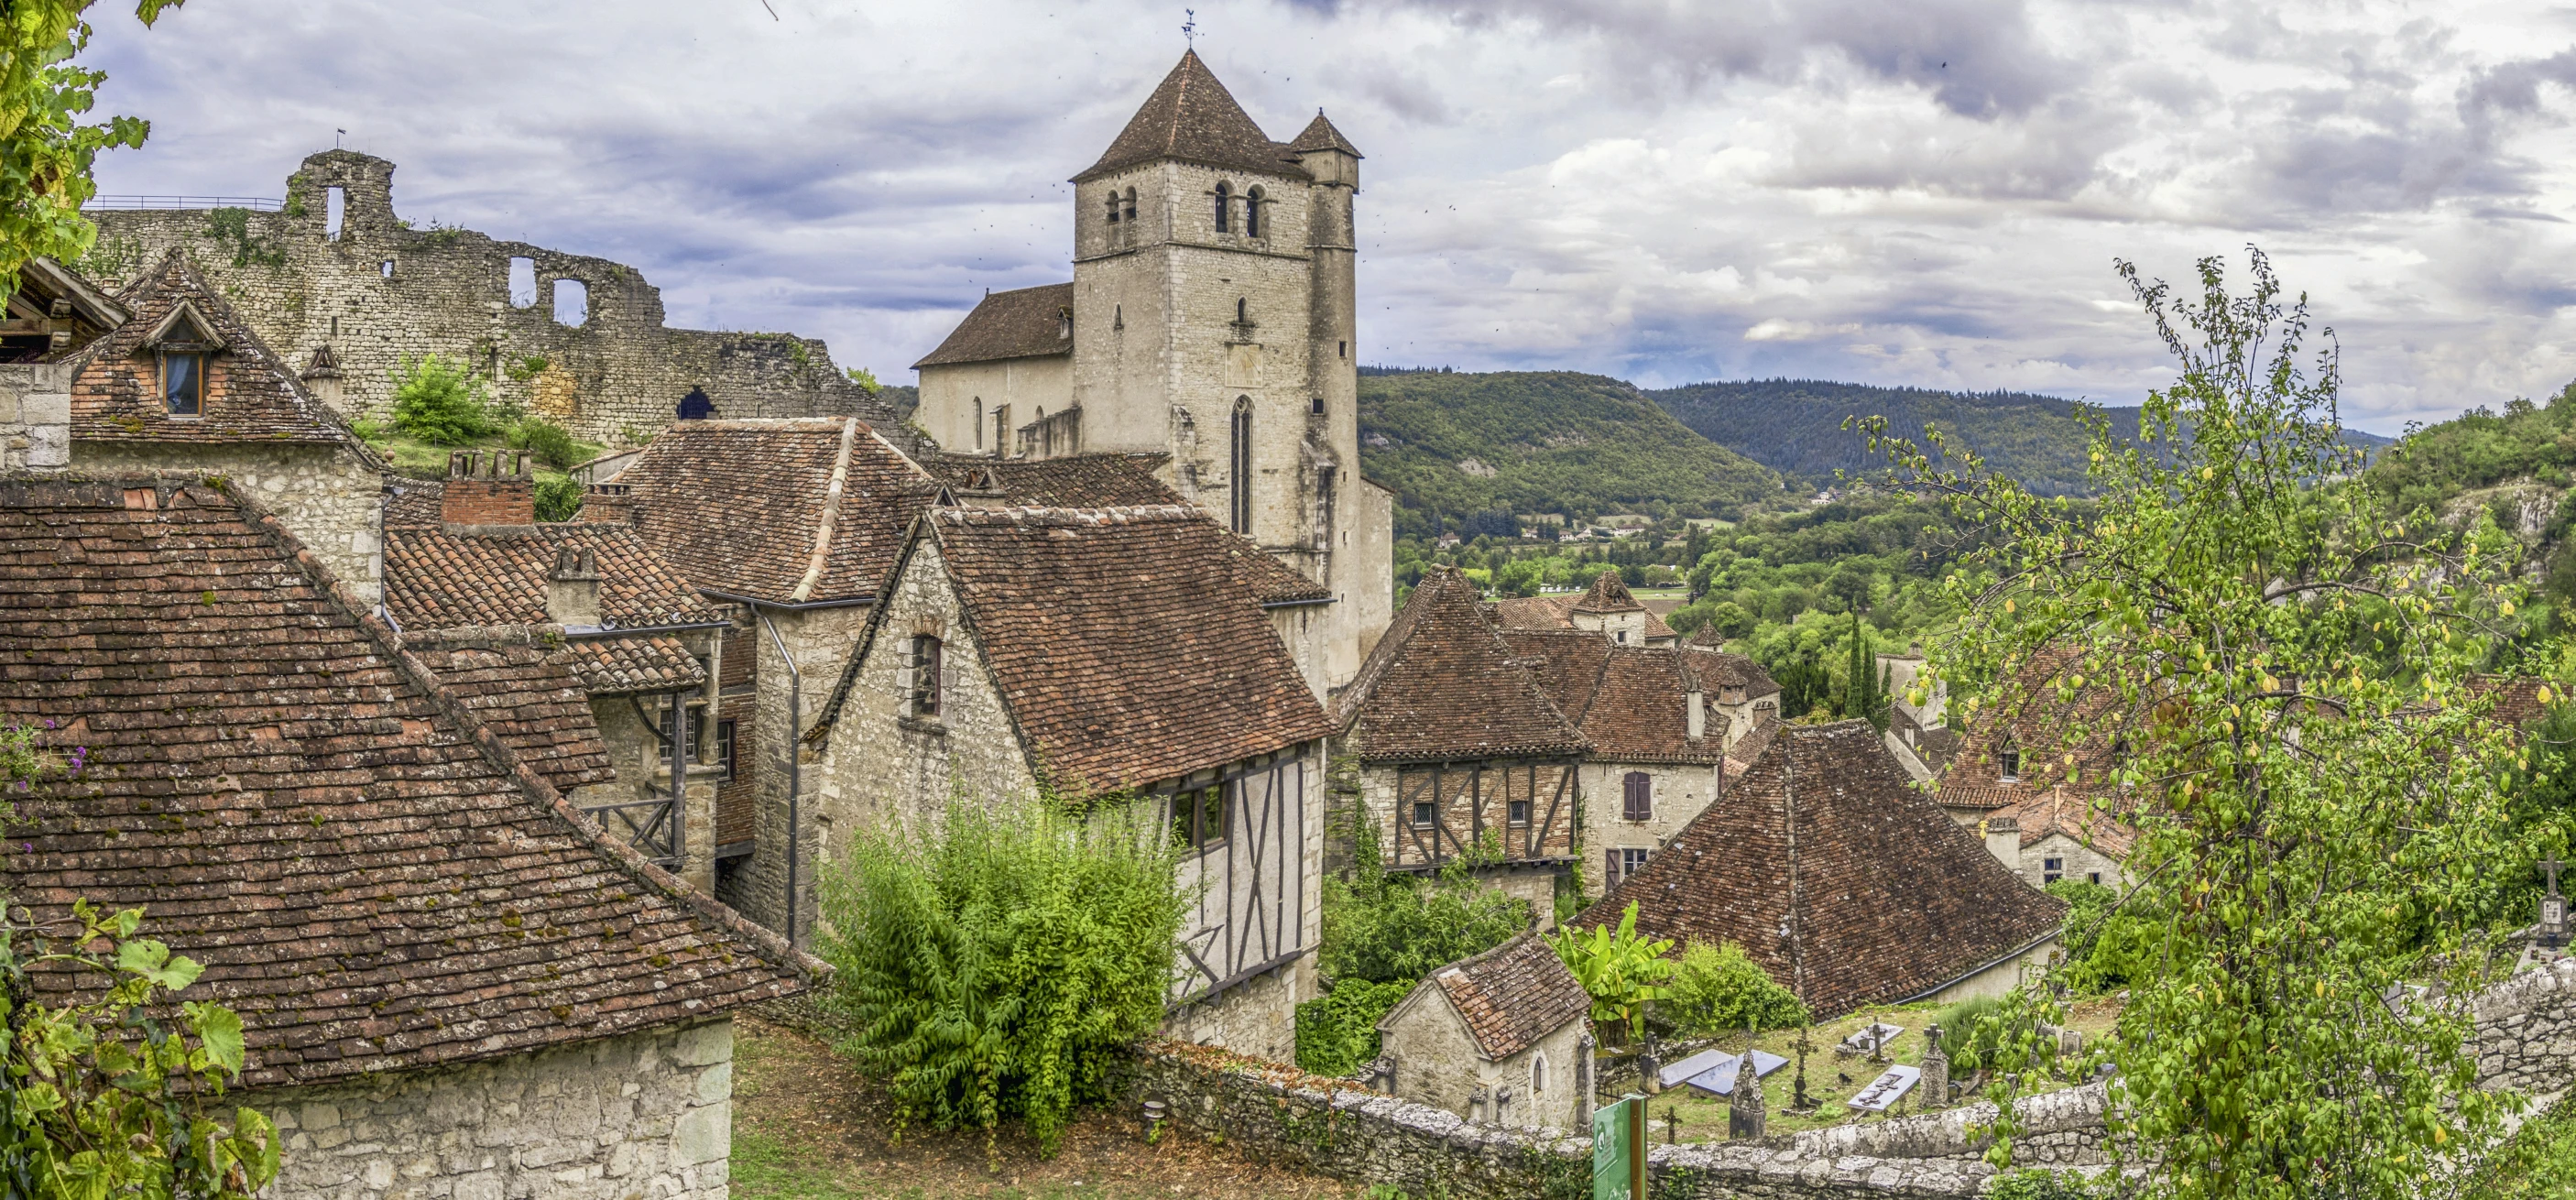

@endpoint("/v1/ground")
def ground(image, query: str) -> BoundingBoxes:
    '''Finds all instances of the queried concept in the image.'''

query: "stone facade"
[252,1019,737,1200]
[1377,986,1587,1132]
[716,601,873,942]
[84,151,905,445]
[914,354,1072,456]
[76,440,384,604]
[0,364,71,469]
[1581,758,1723,898]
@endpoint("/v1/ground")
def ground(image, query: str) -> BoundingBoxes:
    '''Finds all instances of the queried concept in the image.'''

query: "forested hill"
[1650,378,2393,496]
[1357,371,1779,522]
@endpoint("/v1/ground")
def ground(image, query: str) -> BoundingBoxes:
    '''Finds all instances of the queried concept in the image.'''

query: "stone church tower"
[913,51,1392,692]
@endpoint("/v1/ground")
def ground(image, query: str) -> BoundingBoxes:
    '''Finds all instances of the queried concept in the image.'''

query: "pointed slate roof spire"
[1289,110,1363,158]
[1571,568,1647,615]
[1075,50,1305,183]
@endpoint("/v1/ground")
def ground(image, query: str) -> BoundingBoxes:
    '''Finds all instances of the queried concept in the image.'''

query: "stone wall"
[0,364,71,470]
[1582,758,1723,899]
[73,441,385,605]
[914,355,1072,455]
[717,601,874,943]
[84,150,911,449]
[250,1018,736,1200]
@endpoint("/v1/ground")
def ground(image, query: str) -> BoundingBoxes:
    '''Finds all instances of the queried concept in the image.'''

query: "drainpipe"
[757,605,802,946]
[669,687,687,869]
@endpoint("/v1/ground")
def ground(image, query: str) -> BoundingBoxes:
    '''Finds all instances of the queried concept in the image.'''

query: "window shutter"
[1605,847,1621,889]
[894,639,913,706]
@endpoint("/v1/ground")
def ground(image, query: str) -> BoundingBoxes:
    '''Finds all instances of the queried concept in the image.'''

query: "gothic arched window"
[1214,181,1231,233]
[1244,185,1263,237]
[1122,188,1138,224]
[1229,396,1253,534]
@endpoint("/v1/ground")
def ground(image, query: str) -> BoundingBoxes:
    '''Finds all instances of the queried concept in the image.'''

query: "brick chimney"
[547,545,602,627]
[442,450,534,528]
[577,483,637,524]
[1981,815,2022,874]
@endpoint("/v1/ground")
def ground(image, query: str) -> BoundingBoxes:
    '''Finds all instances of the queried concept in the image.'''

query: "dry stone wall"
[83,151,914,450]
[0,365,71,469]
[248,1019,736,1200]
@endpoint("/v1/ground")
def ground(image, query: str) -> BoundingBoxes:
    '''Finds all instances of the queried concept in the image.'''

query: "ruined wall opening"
[380,259,395,279]
[325,188,346,241]
[508,257,536,308]
[553,278,589,326]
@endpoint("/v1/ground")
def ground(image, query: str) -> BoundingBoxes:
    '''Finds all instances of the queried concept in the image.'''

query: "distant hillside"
[1650,378,2392,496]
[1357,371,1780,521]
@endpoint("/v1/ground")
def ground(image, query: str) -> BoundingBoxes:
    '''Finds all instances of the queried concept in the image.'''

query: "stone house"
[1491,570,1679,647]
[380,453,733,891]
[800,504,1338,1061]
[49,249,392,603]
[83,150,909,447]
[1,254,126,365]
[1972,789,2138,891]
[1375,933,1592,1131]
[1336,566,1589,919]
[1588,721,2067,1019]
[910,49,1394,695]
[1874,647,1958,780]
[1501,628,1781,899]
[616,417,948,941]
[0,473,811,1200]
[1933,646,2141,887]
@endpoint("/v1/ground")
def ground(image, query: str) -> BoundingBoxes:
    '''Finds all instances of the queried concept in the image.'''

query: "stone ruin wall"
[82,150,912,451]
[1127,954,2576,1199]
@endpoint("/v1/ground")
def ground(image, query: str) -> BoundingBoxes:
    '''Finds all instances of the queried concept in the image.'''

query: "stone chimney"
[578,483,637,524]
[547,545,602,627]
[1728,1051,1766,1140]
[1981,815,2022,874]
[1684,661,1707,743]
[300,344,344,409]
[442,450,534,528]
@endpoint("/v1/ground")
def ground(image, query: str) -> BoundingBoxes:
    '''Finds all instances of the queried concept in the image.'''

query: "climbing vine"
[199,207,285,270]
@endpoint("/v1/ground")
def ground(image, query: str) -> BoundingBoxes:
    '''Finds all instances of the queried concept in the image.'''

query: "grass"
[358,425,604,481]
[2463,1098,2576,1198]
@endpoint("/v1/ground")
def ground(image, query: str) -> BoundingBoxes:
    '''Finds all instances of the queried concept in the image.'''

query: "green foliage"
[503,355,549,382]
[846,366,882,393]
[532,476,583,523]
[0,2,179,300]
[1357,371,1779,528]
[198,207,284,269]
[350,417,388,446]
[1871,247,2528,1195]
[508,416,581,469]
[815,791,1187,1157]
[2,899,280,1200]
[1293,978,1412,1077]
[1319,834,1529,987]
[387,354,496,446]
[1984,1170,2107,1200]
[1546,901,1675,1042]
[1933,995,2005,1072]
[1656,942,1806,1037]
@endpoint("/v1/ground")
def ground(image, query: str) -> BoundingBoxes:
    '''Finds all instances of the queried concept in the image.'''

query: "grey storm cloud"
[67,0,2576,431]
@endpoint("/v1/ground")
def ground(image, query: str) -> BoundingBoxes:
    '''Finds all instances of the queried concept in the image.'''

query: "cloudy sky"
[77,0,2576,433]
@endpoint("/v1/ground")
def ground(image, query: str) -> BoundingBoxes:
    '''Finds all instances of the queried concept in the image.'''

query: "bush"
[533,476,584,522]
[816,791,1187,1156]
[387,353,494,445]
[1293,977,1413,1076]
[1935,995,2005,1071]
[510,416,581,469]
[1320,837,1529,986]
[1985,1170,2103,1200]
[1658,941,1806,1037]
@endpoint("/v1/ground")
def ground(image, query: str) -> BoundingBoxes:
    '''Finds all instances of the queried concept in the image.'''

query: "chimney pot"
[441,449,537,528]
[577,483,638,524]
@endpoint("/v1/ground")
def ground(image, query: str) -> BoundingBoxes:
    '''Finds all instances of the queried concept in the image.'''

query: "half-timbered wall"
[1154,742,1324,1063]
[1359,759,1580,871]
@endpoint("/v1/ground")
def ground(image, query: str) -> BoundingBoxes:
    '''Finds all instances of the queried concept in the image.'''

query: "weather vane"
[1183,8,1196,49]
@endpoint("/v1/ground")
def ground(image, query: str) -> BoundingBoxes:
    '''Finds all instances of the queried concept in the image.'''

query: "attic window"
[162,351,204,417]
[1175,783,1228,849]
[2043,856,2065,885]
[909,634,944,716]
[1999,745,2021,782]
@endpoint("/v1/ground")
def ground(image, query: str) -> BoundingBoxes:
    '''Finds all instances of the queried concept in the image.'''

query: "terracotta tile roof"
[1491,575,1678,643]
[1571,570,1645,615]
[559,634,709,696]
[1941,643,2127,795]
[409,638,617,795]
[1723,714,1780,776]
[1338,566,1588,763]
[60,250,359,448]
[924,452,1182,507]
[1228,541,1332,607]
[381,515,719,695]
[1393,933,1588,1061]
[1696,649,1781,700]
[618,418,939,605]
[1490,593,1583,631]
[1287,112,1362,158]
[1074,50,1307,183]
[1989,786,2141,859]
[1500,631,1726,765]
[1585,721,2066,1020]
[0,475,810,1088]
[912,284,1075,368]
[384,480,443,526]
[818,506,1334,791]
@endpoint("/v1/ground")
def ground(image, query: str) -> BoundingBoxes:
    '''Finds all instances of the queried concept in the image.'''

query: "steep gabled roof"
[1074,51,1306,183]
[912,283,1075,368]
[1571,569,1646,614]
[924,451,1182,507]
[61,249,362,448]
[1501,632,1734,765]
[1587,721,2066,1020]
[816,506,1334,791]
[408,638,617,795]
[617,417,941,605]
[1338,566,1588,763]
[0,475,809,1089]
[1989,785,2142,860]
[1381,933,1588,1062]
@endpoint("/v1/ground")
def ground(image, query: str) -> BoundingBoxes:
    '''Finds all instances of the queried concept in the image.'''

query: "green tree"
[1656,942,1806,1038]
[1865,248,2528,1195]
[815,790,1187,1157]
[1319,831,1528,986]
[1547,901,1675,1042]
[387,354,494,445]
[846,366,881,393]
[0,2,182,299]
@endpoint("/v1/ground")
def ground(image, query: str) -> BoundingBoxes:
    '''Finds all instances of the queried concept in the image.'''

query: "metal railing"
[82,195,285,212]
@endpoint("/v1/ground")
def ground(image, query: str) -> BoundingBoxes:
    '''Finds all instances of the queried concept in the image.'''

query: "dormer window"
[1999,743,2021,782]
[162,351,205,416]
[1059,308,1073,341]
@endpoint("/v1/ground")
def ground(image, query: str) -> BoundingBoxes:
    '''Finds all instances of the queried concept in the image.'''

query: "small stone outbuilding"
[0,474,813,1200]
[1376,933,1592,1131]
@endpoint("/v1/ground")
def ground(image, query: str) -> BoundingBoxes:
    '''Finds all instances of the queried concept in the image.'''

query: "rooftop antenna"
[1182,8,1196,49]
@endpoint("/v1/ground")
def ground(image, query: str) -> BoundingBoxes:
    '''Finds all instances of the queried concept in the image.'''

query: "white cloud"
[73,0,2576,432]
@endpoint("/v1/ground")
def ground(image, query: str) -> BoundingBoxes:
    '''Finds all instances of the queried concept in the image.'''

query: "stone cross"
[1920,1023,1949,1112]
[1729,1050,1766,1140]
[2546,856,2568,951]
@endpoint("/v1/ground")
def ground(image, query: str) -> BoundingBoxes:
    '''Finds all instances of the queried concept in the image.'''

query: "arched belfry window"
[1122,188,1137,224]
[1244,186,1264,237]
[1214,181,1231,234]
[1229,396,1253,534]
[1105,192,1121,225]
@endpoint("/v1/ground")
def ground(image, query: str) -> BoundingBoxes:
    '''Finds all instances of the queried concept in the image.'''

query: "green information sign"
[1591,1094,1645,1200]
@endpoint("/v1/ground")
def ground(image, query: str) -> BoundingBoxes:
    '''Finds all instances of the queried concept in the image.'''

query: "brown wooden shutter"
[1623,771,1651,821]
[1605,847,1621,889]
